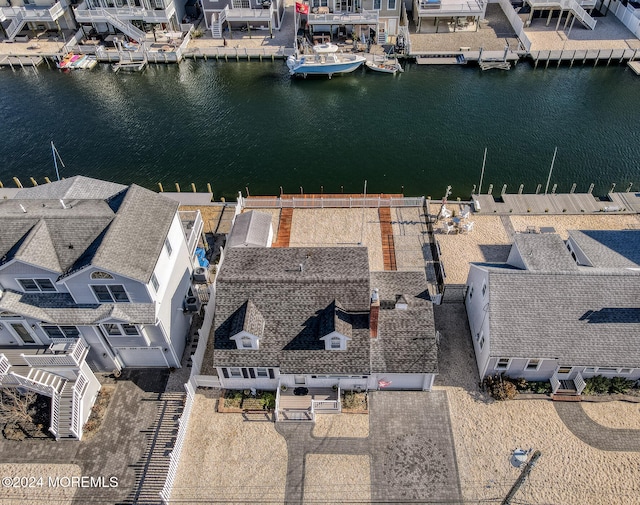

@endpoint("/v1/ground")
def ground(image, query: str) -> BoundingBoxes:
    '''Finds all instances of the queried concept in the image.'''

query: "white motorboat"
[287,44,366,78]
[365,57,404,75]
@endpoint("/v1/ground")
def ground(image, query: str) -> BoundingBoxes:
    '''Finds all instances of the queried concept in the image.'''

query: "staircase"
[6,11,26,41]
[121,392,185,504]
[26,368,67,395]
[566,0,596,29]
[55,382,77,440]
[101,9,147,42]
[211,10,225,38]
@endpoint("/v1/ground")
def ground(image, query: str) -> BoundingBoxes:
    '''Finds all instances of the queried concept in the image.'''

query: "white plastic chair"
[439,206,452,219]
[443,222,455,234]
[461,221,475,233]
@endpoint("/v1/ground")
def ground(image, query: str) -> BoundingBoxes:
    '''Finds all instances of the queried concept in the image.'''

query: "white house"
[199,246,438,420]
[200,0,286,38]
[0,176,205,371]
[0,0,76,41]
[465,231,640,397]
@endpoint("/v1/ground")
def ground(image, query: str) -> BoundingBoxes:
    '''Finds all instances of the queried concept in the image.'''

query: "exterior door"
[388,18,397,35]
[9,322,38,345]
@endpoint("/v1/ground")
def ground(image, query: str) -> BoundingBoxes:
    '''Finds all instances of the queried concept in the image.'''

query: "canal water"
[1,60,639,199]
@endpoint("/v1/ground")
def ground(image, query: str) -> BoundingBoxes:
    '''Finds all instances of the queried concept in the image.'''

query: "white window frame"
[330,336,341,349]
[91,284,131,303]
[373,0,381,9]
[229,367,242,378]
[583,366,596,374]
[17,278,57,293]
[619,368,633,374]
[596,367,618,374]
[151,273,160,292]
[479,335,485,350]
[481,280,487,298]
[101,323,141,337]
[256,367,269,378]
[557,366,572,374]
[495,357,510,370]
[241,336,253,349]
[164,237,173,257]
[388,0,396,9]
[3,321,40,345]
[525,359,541,371]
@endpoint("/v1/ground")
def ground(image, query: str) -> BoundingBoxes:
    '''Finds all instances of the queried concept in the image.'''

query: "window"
[256,367,269,378]
[479,335,485,350]
[42,325,80,339]
[229,367,242,378]
[388,0,396,8]
[373,0,381,8]
[11,323,36,344]
[526,359,541,371]
[164,238,173,257]
[241,336,252,348]
[468,284,473,300]
[91,285,130,303]
[482,281,487,298]
[18,279,56,292]
[151,273,160,292]
[495,358,510,370]
[557,366,572,374]
[330,336,341,349]
[583,367,596,374]
[619,368,633,374]
[91,271,114,280]
[103,323,139,336]
[597,367,617,373]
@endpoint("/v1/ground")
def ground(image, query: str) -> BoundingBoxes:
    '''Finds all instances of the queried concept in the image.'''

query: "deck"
[277,387,340,421]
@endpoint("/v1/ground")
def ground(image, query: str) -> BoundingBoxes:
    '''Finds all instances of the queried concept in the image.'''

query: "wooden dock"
[0,55,44,68]
[628,61,640,75]
[379,207,397,271]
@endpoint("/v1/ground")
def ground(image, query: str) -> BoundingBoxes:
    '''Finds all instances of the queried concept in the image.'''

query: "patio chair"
[439,206,452,219]
[461,221,474,233]
[460,205,471,219]
[442,222,455,234]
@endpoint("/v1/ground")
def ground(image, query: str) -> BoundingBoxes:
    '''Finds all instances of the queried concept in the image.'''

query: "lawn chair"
[461,221,474,233]
[460,205,471,219]
[442,222,456,234]
[439,206,452,219]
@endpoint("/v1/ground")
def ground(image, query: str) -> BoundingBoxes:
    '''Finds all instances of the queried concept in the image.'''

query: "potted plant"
[280,384,288,392]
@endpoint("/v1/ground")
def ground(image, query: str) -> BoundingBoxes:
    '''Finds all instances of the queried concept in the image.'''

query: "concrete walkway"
[554,402,640,452]
[276,391,462,505]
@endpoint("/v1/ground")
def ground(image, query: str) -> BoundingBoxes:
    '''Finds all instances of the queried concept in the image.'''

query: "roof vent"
[299,263,304,272]
[19,204,27,213]
[60,199,67,209]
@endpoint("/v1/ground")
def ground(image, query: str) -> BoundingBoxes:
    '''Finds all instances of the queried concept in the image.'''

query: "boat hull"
[288,54,366,77]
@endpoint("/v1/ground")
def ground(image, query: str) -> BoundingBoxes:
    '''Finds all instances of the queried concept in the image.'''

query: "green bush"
[583,375,610,395]
[609,377,635,394]
[260,392,276,410]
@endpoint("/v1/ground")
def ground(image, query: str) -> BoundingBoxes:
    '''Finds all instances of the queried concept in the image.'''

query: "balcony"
[0,0,67,23]
[307,9,379,25]
[179,210,204,257]
[415,0,485,16]
[20,339,88,368]
[73,0,176,24]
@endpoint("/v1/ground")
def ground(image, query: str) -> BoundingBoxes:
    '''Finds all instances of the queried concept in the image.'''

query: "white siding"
[465,265,492,378]
[114,347,169,367]
[64,267,151,304]
[0,261,67,293]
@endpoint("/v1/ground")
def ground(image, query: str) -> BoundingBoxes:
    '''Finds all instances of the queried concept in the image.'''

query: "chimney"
[369,288,379,338]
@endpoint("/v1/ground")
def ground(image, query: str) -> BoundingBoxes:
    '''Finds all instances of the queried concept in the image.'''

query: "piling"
[487,184,493,195]
[535,184,541,194]
[587,183,594,194]
[518,184,524,194]
[627,182,633,192]
[191,183,196,192]
[207,183,212,195]
[44,177,51,184]
[0,181,3,188]
[610,183,616,193]
[551,183,557,194]
[501,184,507,195]
[570,183,576,193]
[175,183,181,192]
[30,177,38,186]
[158,182,164,192]
[13,177,23,188]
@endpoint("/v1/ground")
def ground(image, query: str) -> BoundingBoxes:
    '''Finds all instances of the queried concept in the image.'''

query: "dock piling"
[13,177,23,188]
[30,177,38,186]
[501,184,507,195]
[551,183,557,194]
[191,183,196,193]
[535,184,541,195]
[0,181,3,188]
[207,183,212,195]
[610,183,616,193]
[518,184,524,194]
[175,183,180,192]
[570,183,576,194]
[587,183,594,194]
[44,177,51,184]
[487,184,493,195]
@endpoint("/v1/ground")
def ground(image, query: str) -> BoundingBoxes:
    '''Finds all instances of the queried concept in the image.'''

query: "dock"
[0,55,44,68]
[628,61,640,75]
[112,61,147,73]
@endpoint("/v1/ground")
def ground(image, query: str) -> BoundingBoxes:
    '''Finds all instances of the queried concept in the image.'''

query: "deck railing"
[242,196,425,209]
[20,339,87,368]
[49,392,60,438]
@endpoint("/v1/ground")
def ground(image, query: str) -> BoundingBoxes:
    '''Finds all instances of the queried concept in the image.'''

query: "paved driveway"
[277,390,462,505]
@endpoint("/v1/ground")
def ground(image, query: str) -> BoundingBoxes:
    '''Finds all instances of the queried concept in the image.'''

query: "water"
[1,61,639,199]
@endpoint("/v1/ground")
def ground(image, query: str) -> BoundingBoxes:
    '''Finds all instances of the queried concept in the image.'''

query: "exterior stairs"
[101,9,147,42]
[6,11,26,41]
[56,382,77,440]
[26,368,67,395]
[120,391,185,504]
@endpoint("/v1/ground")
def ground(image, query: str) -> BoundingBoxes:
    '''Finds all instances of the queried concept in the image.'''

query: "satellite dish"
[510,448,530,468]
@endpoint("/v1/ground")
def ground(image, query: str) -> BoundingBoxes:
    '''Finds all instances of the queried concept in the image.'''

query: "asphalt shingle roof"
[568,229,640,268]
[15,176,127,201]
[487,269,640,367]
[510,234,578,272]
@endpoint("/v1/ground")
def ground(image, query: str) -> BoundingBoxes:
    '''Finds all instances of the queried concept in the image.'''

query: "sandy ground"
[436,215,512,284]
[303,454,371,504]
[0,463,80,504]
[288,208,384,271]
[581,401,640,430]
[179,204,224,234]
[312,413,369,438]
[510,214,640,239]
[170,395,287,504]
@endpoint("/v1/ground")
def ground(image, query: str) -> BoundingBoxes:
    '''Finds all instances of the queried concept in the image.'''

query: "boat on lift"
[287,43,366,79]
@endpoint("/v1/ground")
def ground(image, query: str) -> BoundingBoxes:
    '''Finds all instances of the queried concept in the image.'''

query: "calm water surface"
[1,61,639,199]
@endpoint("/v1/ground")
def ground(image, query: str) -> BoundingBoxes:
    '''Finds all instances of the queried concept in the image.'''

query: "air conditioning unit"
[183,295,202,313]
[193,266,210,284]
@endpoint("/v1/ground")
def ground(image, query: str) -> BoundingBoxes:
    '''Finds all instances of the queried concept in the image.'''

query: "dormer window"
[231,332,259,349]
[91,271,114,280]
[330,336,341,349]
[241,336,252,348]
[320,331,350,351]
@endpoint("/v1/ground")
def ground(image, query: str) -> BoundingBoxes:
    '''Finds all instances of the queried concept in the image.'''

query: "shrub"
[260,392,276,410]
[342,391,367,411]
[482,374,518,401]
[583,375,610,395]
[609,377,634,394]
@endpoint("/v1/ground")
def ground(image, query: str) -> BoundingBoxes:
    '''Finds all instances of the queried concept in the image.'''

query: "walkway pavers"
[554,402,640,452]
[276,391,462,505]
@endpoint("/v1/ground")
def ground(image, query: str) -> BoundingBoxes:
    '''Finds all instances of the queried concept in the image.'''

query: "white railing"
[9,371,63,396]
[528,0,595,28]
[74,1,174,23]
[308,9,378,24]
[242,196,425,209]
[70,371,88,439]
[20,339,87,368]
[160,379,195,505]
[0,354,10,376]
[179,210,204,256]
[574,371,586,395]
[550,371,560,394]
[417,0,484,15]
[497,0,531,52]
[6,11,25,40]
[50,393,60,438]
[311,399,341,411]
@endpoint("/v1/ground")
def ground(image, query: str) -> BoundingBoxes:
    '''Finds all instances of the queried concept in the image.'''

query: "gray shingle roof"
[230,300,265,337]
[487,269,640,367]
[88,185,179,283]
[0,290,156,325]
[227,210,273,248]
[568,230,640,268]
[203,248,438,376]
[510,234,578,272]
[15,176,127,200]
[203,247,371,375]
[369,271,438,374]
